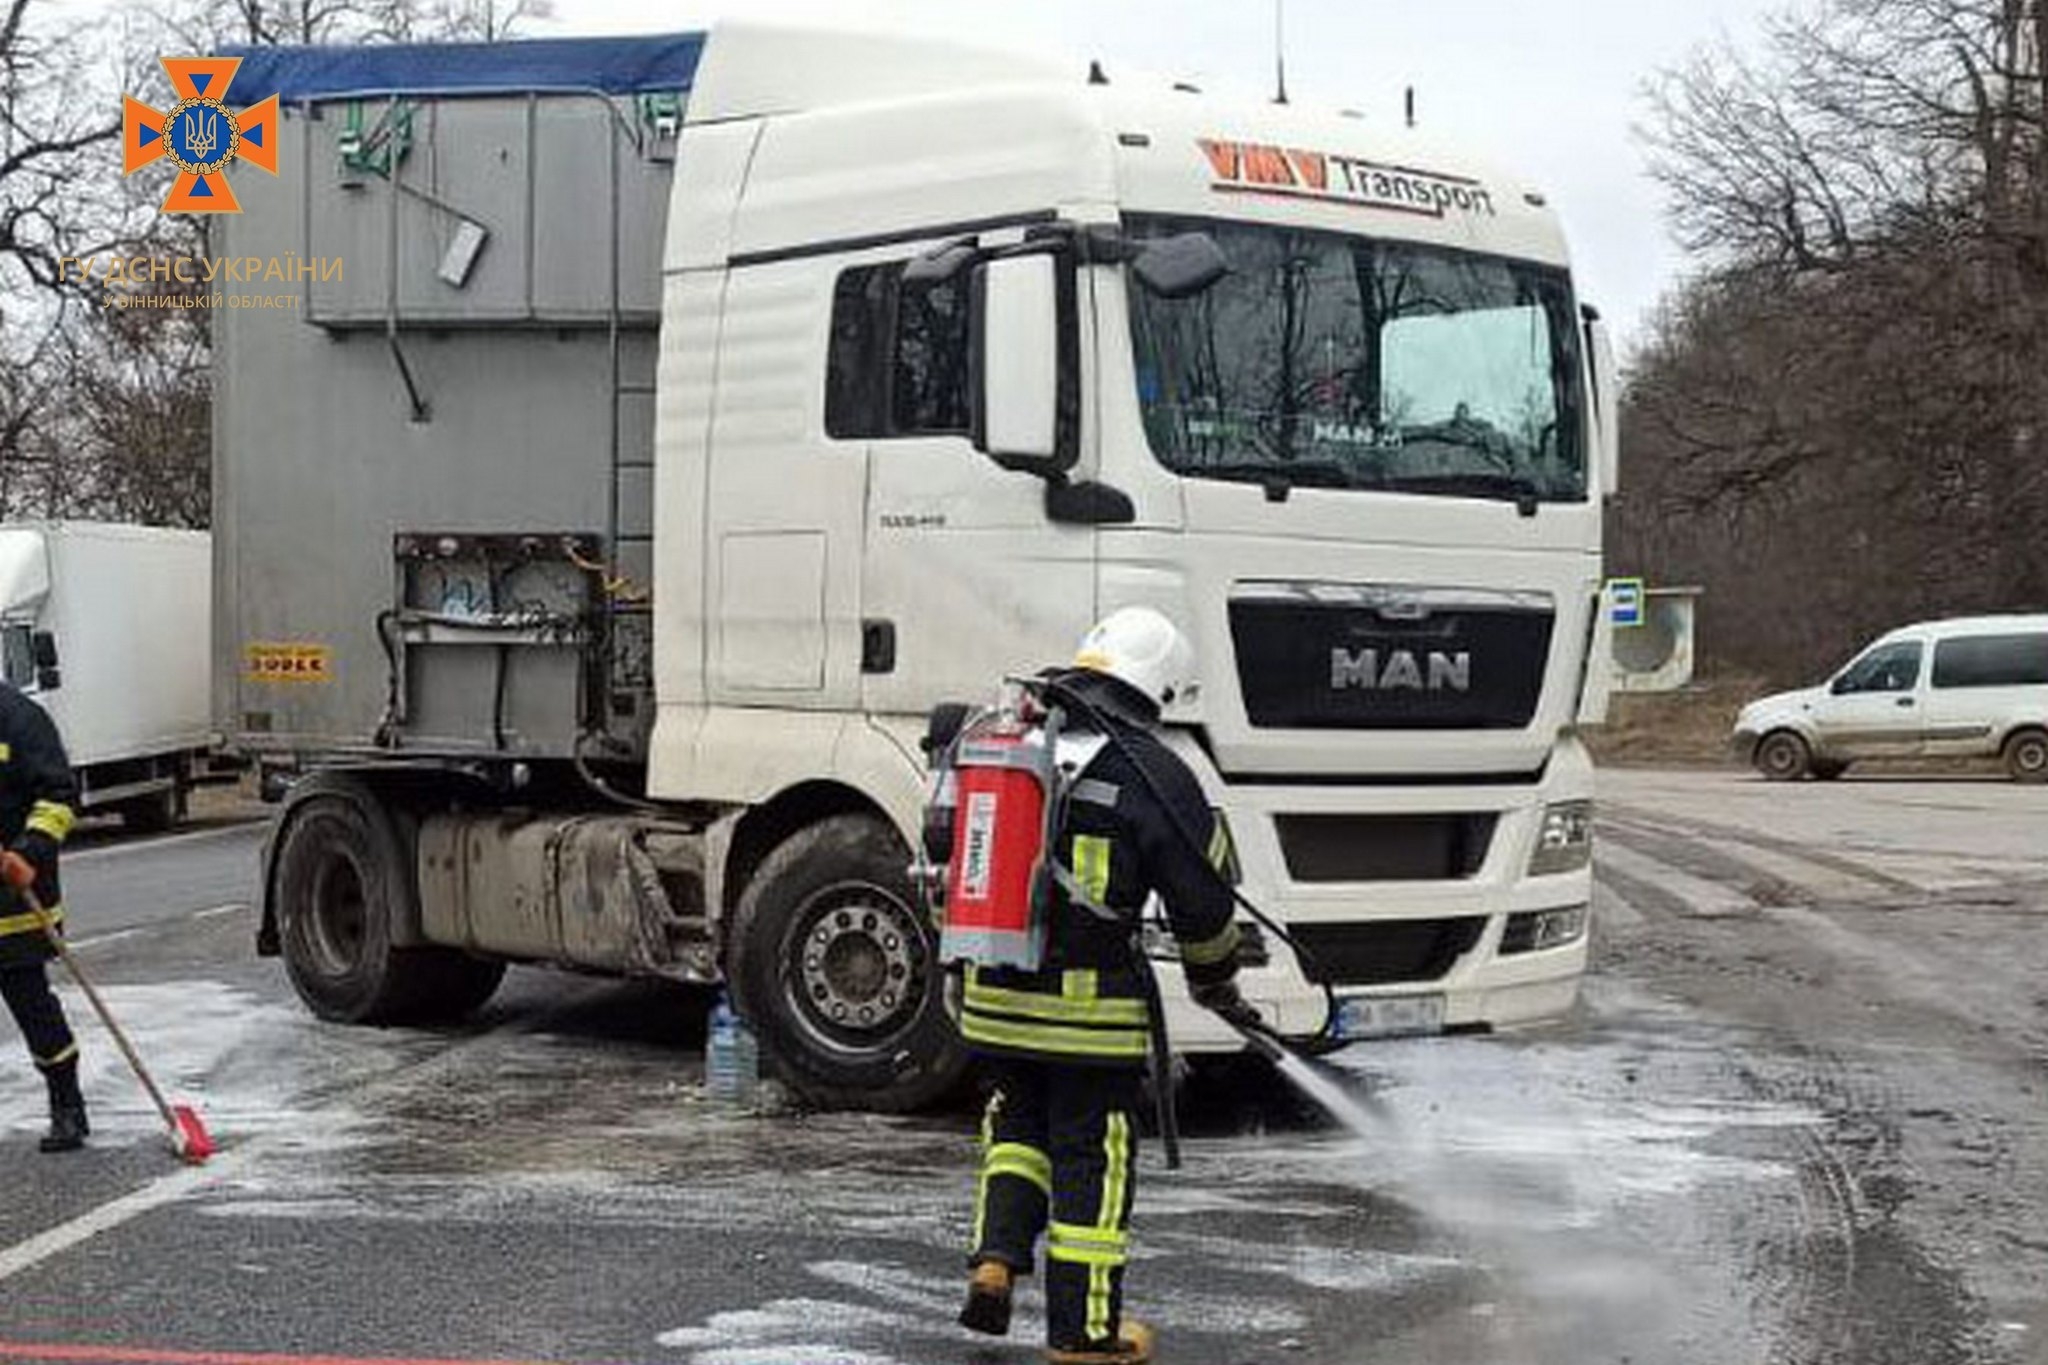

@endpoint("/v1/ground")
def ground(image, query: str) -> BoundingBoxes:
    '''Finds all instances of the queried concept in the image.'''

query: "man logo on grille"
[1331,647,1471,693]
[124,56,280,214]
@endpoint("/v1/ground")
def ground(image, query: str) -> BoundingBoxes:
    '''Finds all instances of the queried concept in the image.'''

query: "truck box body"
[0,522,212,817]
[219,27,1617,1108]
[214,38,697,760]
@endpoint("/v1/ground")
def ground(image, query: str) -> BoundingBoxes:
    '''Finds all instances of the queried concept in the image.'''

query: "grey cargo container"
[214,38,698,768]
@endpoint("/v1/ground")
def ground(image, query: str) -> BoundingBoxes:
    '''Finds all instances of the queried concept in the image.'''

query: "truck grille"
[1275,813,1495,882]
[1229,583,1554,729]
[1288,918,1488,987]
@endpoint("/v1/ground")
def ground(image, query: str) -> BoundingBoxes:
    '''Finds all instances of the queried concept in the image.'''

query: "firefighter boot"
[39,1057,88,1154]
[1045,1319,1154,1364]
[959,1259,1015,1336]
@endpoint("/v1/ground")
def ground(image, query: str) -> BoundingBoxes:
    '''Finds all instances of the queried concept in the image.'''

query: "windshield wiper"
[1197,460,1355,501]
[1374,470,1547,517]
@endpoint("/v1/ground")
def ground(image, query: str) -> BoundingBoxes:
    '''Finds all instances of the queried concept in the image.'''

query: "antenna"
[1405,85,1416,129]
[1274,0,1289,105]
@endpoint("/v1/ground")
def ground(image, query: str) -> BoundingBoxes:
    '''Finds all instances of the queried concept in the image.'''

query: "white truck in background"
[0,522,215,830]
[218,25,1617,1111]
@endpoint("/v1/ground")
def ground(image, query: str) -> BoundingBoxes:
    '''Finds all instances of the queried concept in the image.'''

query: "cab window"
[1832,640,1922,694]
[825,261,972,440]
[1,624,32,689]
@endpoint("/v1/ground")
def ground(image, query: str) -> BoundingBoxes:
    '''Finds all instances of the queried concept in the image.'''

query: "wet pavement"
[0,771,2043,1365]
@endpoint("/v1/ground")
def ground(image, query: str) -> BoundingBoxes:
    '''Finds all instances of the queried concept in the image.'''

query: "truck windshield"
[1125,215,1587,503]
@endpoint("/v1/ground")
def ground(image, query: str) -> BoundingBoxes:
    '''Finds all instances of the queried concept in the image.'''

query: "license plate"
[1334,993,1446,1040]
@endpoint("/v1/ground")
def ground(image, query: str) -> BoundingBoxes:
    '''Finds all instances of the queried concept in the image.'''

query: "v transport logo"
[123,57,280,214]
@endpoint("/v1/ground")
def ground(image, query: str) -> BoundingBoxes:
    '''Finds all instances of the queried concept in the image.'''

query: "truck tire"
[273,793,504,1024]
[1754,730,1812,782]
[2003,728,2048,783]
[726,813,966,1112]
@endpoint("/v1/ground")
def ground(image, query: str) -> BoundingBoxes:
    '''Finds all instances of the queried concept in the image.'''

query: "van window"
[825,262,972,440]
[1931,633,2048,689]
[1834,640,1922,694]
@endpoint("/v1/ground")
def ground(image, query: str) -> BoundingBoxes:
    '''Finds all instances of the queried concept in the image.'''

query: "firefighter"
[0,681,86,1153]
[943,607,1260,1365]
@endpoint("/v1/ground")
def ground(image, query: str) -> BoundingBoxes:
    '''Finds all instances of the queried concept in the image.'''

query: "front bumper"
[1157,734,1595,1051]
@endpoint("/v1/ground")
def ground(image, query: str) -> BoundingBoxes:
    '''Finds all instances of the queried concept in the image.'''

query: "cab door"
[1812,638,1927,758]
[845,254,1097,717]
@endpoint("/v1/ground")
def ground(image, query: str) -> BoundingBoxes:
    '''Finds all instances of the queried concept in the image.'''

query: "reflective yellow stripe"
[1181,920,1241,967]
[0,742,11,761]
[1206,818,1231,870]
[26,800,75,844]
[986,1142,1052,1194]
[972,1090,1002,1250]
[1071,834,1112,905]
[1055,1221,1127,1249]
[1063,969,1099,1002]
[34,1042,78,1068]
[0,904,62,936]
[964,978,1148,1028]
[960,1012,1150,1059]
[1049,1222,1128,1265]
[1092,1111,1132,1341]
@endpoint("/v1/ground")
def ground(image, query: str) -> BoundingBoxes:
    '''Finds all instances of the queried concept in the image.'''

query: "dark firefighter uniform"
[0,682,86,1152]
[958,668,1241,1358]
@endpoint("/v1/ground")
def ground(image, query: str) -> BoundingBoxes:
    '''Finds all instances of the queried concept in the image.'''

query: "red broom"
[26,889,214,1164]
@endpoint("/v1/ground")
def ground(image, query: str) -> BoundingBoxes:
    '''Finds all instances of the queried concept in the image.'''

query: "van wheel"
[273,792,504,1024]
[2003,729,2048,784]
[726,813,966,1113]
[1755,730,1812,781]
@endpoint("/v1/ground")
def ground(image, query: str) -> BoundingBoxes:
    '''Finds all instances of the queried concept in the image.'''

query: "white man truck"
[216,26,1615,1110]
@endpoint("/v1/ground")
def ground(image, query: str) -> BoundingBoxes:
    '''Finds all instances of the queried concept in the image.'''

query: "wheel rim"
[1762,736,1802,777]
[305,849,369,977]
[780,881,929,1058]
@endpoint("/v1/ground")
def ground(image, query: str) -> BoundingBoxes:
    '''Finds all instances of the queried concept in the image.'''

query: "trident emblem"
[123,55,280,214]
[183,107,219,163]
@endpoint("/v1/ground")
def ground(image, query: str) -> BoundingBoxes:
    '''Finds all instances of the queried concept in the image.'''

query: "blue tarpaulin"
[222,33,704,105]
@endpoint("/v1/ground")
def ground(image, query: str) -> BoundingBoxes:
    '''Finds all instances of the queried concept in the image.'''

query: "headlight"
[1500,904,1589,954]
[1527,800,1593,876]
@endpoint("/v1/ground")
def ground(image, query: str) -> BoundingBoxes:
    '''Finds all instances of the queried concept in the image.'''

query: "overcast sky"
[539,0,1783,345]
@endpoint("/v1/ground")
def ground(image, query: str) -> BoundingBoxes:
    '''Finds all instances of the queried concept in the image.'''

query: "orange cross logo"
[123,57,279,214]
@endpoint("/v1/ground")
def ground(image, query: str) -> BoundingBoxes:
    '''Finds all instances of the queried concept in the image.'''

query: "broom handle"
[23,888,180,1131]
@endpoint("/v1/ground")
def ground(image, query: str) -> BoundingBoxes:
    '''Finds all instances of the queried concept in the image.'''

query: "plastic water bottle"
[705,990,758,1106]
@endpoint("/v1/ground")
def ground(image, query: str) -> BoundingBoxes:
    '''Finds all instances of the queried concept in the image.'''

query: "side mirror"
[1130,232,1230,299]
[1585,311,1620,499]
[30,630,57,669]
[971,252,1077,476]
[1829,675,1853,696]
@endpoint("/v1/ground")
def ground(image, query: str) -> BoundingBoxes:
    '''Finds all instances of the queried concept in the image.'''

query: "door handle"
[1896,697,1915,707]
[861,619,896,675]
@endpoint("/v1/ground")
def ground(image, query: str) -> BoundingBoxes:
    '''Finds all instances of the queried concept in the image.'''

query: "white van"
[1732,616,2048,782]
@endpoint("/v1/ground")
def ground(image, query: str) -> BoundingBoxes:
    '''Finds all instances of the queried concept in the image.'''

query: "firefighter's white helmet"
[1073,607,1196,708]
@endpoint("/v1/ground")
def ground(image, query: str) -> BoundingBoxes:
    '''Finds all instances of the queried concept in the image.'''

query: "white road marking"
[192,902,251,920]
[0,1150,247,1280]
[68,928,148,950]
[1591,881,1647,928]
[65,822,263,865]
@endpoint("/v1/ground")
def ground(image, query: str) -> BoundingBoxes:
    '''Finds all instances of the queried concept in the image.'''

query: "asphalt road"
[0,772,2042,1365]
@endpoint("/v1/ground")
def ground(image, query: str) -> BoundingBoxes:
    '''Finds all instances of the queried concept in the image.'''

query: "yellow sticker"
[245,642,332,684]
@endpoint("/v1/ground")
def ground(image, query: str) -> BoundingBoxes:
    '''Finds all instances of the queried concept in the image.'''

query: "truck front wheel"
[273,792,504,1024]
[726,813,966,1112]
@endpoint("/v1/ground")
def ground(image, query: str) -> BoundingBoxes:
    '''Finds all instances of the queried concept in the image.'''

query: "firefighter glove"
[1190,976,1263,1034]
[1,849,37,891]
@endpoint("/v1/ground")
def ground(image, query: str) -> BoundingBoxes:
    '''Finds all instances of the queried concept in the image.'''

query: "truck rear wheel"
[121,783,187,833]
[274,792,504,1024]
[726,813,965,1112]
